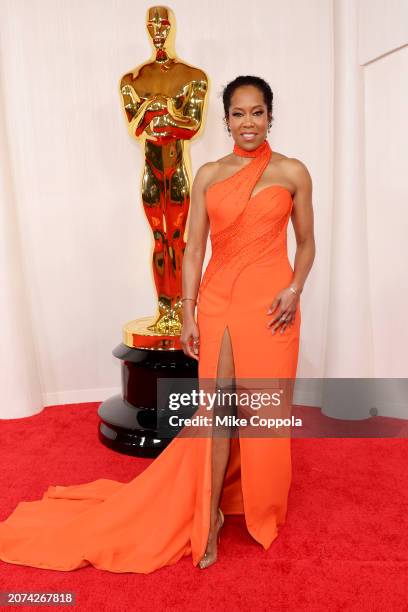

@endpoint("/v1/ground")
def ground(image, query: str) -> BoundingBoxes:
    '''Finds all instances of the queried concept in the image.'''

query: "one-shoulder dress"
[0,139,301,574]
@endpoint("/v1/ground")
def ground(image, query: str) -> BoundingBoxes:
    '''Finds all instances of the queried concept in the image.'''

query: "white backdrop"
[0,0,406,419]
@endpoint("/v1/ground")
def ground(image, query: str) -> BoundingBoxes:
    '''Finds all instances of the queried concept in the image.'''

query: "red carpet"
[0,403,407,611]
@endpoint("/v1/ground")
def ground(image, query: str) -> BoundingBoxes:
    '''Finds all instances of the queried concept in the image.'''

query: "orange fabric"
[0,139,300,574]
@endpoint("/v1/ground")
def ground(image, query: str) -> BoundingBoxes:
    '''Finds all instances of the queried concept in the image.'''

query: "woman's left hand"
[267,287,299,334]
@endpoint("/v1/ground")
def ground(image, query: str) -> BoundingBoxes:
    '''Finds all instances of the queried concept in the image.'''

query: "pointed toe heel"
[198,507,224,570]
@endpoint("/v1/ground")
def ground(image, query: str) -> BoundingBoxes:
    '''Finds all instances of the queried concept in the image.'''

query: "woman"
[0,76,314,574]
[181,75,315,568]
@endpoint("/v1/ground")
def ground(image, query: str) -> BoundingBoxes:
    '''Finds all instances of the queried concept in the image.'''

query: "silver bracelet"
[289,286,299,295]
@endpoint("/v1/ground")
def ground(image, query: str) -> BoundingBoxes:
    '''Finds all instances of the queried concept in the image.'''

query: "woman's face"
[227,85,270,151]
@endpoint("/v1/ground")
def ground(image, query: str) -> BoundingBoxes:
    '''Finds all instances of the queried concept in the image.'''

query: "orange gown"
[0,138,301,573]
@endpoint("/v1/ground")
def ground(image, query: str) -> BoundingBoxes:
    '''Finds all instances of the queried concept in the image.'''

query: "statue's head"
[146,6,175,50]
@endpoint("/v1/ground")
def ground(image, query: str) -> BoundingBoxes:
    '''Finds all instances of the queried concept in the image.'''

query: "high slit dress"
[0,138,301,574]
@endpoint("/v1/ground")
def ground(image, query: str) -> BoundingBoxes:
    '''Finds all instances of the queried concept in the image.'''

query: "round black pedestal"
[98,343,198,458]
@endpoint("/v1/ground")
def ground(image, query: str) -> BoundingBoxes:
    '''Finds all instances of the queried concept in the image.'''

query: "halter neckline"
[233,139,271,158]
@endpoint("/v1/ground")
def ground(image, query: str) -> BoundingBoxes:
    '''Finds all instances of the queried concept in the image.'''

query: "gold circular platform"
[123,316,182,350]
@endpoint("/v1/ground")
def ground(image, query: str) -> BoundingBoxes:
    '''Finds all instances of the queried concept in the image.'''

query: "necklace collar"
[233,138,270,158]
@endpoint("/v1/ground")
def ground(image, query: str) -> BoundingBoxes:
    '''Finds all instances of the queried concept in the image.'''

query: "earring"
[223,117,231,136]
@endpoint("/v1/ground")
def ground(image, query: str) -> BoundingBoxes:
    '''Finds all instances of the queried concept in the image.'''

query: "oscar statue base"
[98,342,198,458]
[122,315,183,350]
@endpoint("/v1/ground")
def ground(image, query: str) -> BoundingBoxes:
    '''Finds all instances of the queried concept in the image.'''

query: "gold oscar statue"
[119,5,209,350]
[99,6,208,456]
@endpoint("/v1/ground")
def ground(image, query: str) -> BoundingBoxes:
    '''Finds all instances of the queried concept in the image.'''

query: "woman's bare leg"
[199,327,235,566]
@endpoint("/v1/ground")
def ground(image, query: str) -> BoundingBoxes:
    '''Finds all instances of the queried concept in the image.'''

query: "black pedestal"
[98,343,198,458]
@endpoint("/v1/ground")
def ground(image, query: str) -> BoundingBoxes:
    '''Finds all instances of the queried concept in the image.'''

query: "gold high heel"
[198,507,224,569]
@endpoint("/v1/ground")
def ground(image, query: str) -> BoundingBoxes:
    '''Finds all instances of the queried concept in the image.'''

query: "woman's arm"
[267,158,315,334]
[182,163,212,317]
[289,159,316,294]
[180,162,214,358]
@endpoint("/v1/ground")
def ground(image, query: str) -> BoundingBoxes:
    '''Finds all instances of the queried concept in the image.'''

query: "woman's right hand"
[180,317,200,361]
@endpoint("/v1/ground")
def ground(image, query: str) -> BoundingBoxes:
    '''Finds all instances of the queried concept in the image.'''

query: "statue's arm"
[165,79,208,132]
[119,81,153,136]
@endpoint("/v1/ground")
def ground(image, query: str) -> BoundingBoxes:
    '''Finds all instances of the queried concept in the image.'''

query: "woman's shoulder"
[195,156,231,191]
[272,149,302,166]
[272,151,311,181]
[272,154,312,196]
[196,152,239,185]
[198,152,234,173]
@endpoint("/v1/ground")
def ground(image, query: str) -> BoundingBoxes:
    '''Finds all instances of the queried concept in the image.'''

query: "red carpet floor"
[0,403,407,612]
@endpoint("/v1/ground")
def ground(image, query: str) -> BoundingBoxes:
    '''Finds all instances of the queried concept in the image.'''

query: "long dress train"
[0,138,300,573]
